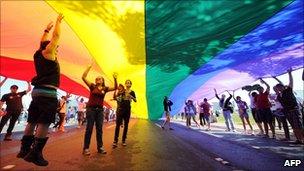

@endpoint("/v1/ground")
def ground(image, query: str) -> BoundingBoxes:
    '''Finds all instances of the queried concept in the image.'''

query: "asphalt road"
[0,119,303,171]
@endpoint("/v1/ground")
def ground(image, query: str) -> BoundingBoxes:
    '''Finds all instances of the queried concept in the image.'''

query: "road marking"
[251,146,260,149]
[222,161,230,165]
[215,158,223,162]
[155,123,162,128]
[2,165,15,170]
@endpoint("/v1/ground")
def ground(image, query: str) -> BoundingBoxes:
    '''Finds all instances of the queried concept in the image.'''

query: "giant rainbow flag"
[1,0,303,119]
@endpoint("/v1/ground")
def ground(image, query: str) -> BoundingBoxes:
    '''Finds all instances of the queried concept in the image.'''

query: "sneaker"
[225,129,230,132]
[112,142,118,147]
[169,128,174,130]
[82,149,90,156]
[232,130,237,132]
[122,142,127,146]
[98,147,107,154]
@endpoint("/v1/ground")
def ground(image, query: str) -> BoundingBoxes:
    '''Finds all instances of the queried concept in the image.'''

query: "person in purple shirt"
[231,91,253,134]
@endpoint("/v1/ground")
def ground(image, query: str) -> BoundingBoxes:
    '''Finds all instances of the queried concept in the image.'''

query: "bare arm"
[0,101,4,110]
[129,92,137,102]
[107,73,118,92]
[231,90,237,101]
[260,78,270,92]
[248,90,251,97]
[26,81,32,93]
[287,68,293,88]
[41,22,53,42]
[214,88,220,100]
[226,90,233,101]
[272,75,284,85]
[82,64,93,87]
[113,90,117,100]
[42,14,64,61]
[0,77,7,87]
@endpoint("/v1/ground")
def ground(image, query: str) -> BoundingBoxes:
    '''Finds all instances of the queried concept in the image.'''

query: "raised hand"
[56,13,64,23]
[87,59,94,69]
[113,72,118,79]
[46,22,54,31]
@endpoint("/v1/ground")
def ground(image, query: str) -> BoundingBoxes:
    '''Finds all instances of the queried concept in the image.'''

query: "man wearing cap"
[0,82,31,140]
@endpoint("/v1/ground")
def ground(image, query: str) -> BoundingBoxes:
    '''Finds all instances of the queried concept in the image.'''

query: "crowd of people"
[165,69,303,145]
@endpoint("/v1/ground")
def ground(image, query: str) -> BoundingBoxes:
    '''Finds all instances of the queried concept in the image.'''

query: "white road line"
[215,158,223,162]
[251,146,261,149]
[155,123,162,128]
[2,165,15,170]
[222,161,230,165]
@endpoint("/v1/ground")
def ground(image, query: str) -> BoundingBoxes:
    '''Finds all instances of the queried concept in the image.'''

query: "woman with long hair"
[82,62,117,155]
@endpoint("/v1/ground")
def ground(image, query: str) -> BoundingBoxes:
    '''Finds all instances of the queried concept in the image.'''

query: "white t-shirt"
[249,96,256,109]
[270,94,283,110]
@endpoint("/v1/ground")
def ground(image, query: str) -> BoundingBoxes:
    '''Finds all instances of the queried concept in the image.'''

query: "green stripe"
[145,0,293,120]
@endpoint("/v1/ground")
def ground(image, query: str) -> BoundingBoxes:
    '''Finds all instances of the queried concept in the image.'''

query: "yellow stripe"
[47,1,148,118]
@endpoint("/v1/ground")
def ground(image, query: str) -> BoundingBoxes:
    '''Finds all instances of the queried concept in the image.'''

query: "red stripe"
[0,56,111,108]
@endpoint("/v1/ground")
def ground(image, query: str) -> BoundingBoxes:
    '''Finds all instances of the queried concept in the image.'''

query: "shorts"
[258,108,273,124]
[251,108,262,123]
[204,115,210,124]
[285,109,303,129]
[28,96,58,124]
[239,110,249,119]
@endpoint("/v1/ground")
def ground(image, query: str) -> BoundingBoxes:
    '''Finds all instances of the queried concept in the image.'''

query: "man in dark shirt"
[276,69,304,144]
[161,96,173,130]
[0,83,31,140]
